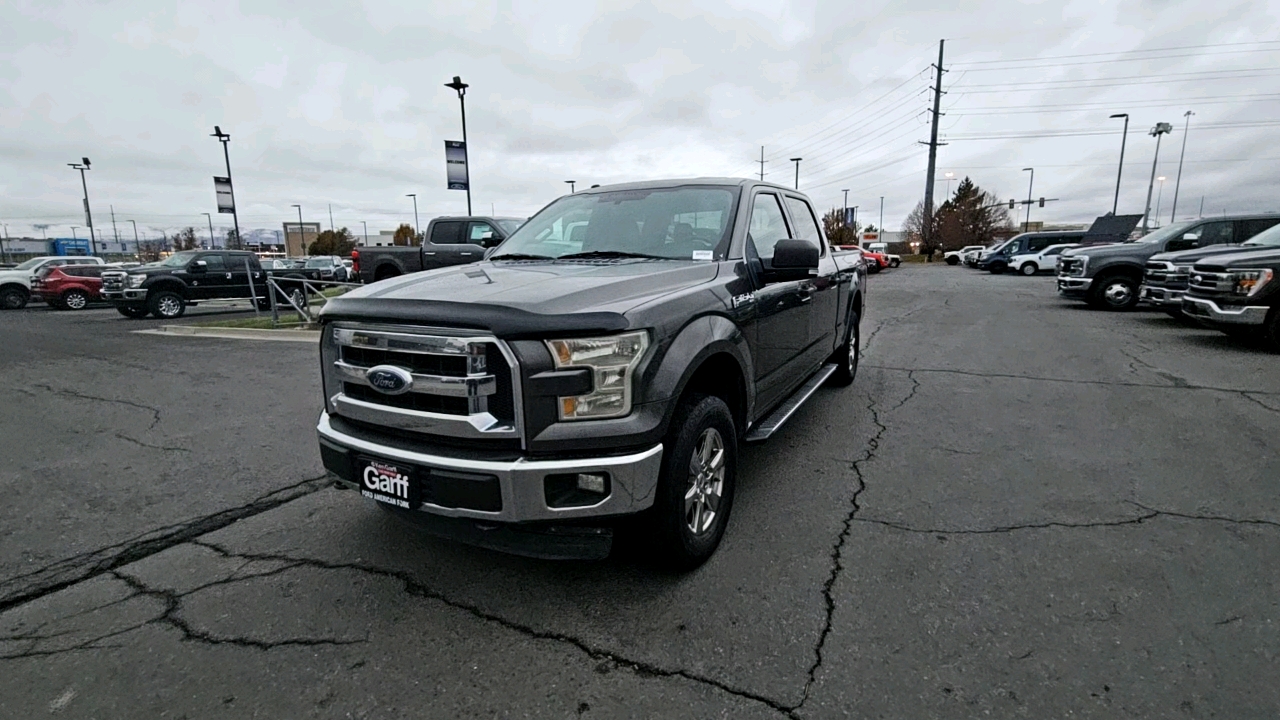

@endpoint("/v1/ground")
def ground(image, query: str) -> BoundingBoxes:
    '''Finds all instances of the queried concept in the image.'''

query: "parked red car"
[31,264,117,310]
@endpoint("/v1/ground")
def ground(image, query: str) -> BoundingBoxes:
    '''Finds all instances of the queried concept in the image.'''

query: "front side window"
[783,196,823,247]
[747,193,790,261]
[1197,221,1234,245]
[495,186,738,260]
[467,222,496,245]
[200,254,226,271]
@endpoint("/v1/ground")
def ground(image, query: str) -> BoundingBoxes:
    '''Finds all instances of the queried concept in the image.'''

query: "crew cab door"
[423,220,489,269]
[189,253,227,299]
[745,191,812,413]
[783,195,840,368]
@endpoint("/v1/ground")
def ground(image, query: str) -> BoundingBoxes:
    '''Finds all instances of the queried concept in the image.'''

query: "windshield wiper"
[488,253,553,261]
[556,250,668,260]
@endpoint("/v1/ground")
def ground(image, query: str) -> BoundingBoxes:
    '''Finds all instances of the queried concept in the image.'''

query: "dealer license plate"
[358,458,416,509]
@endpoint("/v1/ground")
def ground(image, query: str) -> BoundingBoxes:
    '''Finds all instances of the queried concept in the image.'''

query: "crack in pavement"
[189,540,798,718]
[0,474,332,613]
[852,501,1280,536]
[1118,347,1191,387]
[861,306,930,357]
[113,433,191,453]
[863,364,1280,397]
[1241,392,1280,414]
[31,383,164,430]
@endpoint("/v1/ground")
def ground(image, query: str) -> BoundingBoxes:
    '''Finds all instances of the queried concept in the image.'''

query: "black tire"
[1088,274,1139,311]
[61,289,90,310]
[1019,262,1038,276]
[374,266,402,282]
[867,262,881,274]
[650,394,738,570]
[0,285,29,310]
[890,259,900,268]
[1260,310,1280,353]
[147,290,186,319]
[946,256,959,265]
[989,262,1007,275]
[116,306,149,319]
[828,310,860,387]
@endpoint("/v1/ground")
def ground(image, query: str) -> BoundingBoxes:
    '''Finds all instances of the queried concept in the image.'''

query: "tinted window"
[226,254,255,271]
[1198,221,1234,245]
[1027,235,1059,252]
[748,194,791,261]
[200,254,226,271]
[1241,218,1280,239]
[783,196,823,246]
[429,221,464,245]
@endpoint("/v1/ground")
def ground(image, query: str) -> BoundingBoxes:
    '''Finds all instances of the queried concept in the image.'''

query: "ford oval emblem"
[1192,275,1202,284]
[365,365,413,395]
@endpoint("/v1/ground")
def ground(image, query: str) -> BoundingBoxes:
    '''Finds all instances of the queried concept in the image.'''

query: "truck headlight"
[1230,269,1274,297]
[127,274,146,288]
[546,331,649,420]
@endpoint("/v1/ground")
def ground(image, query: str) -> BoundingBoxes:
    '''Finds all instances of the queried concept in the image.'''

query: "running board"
[744,363,837,443]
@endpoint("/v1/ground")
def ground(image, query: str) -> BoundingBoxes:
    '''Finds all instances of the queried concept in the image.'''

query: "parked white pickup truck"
[0,256,106,309]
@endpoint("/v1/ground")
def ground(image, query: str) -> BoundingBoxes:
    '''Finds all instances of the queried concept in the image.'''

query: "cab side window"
[783,196,824,249]
[467,222,496,246]
[201,254,226,272]
[1027,235,1056,253]
[1197,221,1234,246]
[747,194,791,261]
[429,221,464,245]
[1242,218,1280,238]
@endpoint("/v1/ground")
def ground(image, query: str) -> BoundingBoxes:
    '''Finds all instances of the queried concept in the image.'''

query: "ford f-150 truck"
[354,216,525,283]
[1141,217,1280,314]
[1057,213,1280,310]
[1182,246,1280,351]
[315,179,865,568]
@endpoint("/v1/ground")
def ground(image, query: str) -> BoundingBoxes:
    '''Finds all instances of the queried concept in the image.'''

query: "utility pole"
[790,158,802,189]
[921,39,946,260]
[110,205,120,246]
[328,204,334,231]
[291,204,303,256]
[1022,168,1034,230]
[406,194,420,237]
[842,189,850,227]
[1198,196,1204,218]
[758,147,766,181]
[68,158,95,257]
[1170,110,1194,223]
[1108,113,1129,215]
[128,219,139,259]
[1142,122,1173,234]
[853,206,859,230]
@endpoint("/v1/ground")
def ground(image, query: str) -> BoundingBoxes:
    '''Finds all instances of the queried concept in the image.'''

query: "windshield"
[494,186,738,260]
[12,258,48,271]
[159,251,200,267]
[1129,221,1194,244]
[305,258,332,268]
[1243,223,1280,246]
[496,219,524,234]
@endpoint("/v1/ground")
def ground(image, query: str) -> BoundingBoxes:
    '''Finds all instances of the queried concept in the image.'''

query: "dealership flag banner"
[213,176,235,214]
[445,141,468,191]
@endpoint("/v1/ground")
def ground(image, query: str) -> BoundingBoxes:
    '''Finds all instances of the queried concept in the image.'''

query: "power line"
[765,69,929,157]
[953,47,1280,72]
[946,119,1280,141]
[952,91,1280,113]
[949,72,1280,94]
[950,39,1280,67]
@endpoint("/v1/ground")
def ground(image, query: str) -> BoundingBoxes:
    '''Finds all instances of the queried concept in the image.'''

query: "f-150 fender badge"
[731,292,756,309]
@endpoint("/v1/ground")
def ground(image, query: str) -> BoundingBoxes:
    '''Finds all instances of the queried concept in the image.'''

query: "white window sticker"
[692,250,714,261]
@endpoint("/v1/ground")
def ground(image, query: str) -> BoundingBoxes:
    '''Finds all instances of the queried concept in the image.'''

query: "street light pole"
[291,204,303,256]
[1108,113,1129,215]
[944,171,955,197]
[1143,122,1173,234]
[202,212,215,248]
[1170,110,1194,223]
[879,196,885,234]
[842,189,849,227]
[71,226,79,242]
[68,158,95,256]
[361,220,368,246]
[790,158,802,189]
[406,194,419,238]
[1022,167,1034,230]
[444,76,473,215]
[210,127,242,249]
[565,180,576,194]
[1155,176,1166,227]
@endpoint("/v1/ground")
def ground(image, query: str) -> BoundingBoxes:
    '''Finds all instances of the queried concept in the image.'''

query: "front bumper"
[1139,284,1185,307]
[317,412,664,524]
[103,289,147,303]
[1180,296,1270,326]
[1056,276,1092,297]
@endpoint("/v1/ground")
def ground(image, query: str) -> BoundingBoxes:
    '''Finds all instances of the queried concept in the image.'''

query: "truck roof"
[578,177,801,195]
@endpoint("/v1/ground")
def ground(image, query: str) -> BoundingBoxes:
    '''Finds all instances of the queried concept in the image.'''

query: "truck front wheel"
[650,394,738,570]
[148,290,186,319]
[1088,275,1139,311]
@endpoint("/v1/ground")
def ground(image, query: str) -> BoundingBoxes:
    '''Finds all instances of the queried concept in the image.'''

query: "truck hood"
[1151,243,1278,266]
[321,259,721,339]
[1062,242,1150,260]
[1194,247,1280,271]
[0,269,33,282]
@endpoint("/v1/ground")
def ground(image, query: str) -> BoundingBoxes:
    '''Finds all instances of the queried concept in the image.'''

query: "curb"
[134,325,321,343]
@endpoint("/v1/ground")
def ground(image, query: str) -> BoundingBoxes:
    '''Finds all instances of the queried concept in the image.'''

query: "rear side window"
[783,196,824,247]
[1241,218,1280,239]
[201,254,226,271]
[1027,235,1058,252]
[429,221,464,245]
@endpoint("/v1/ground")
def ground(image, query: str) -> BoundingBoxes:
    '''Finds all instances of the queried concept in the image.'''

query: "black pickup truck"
[354,216,524,283]
[1141,217,1280,314]
[102,250,316,319]
[314,178,866,567]
[1182,247,1280,350]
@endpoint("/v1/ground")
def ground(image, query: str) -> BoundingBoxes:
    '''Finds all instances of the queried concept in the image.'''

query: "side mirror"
[1183,232,1200,240]
[766,239,819,282]
[190,260,207,273]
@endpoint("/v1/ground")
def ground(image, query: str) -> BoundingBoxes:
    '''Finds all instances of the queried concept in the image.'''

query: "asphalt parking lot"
[2,265,1278,718]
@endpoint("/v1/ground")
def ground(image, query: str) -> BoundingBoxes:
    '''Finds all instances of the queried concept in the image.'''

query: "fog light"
[576,473,607,494]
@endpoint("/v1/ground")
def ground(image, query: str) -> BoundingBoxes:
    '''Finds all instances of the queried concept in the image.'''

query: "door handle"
[459,252,474,256]
[423,251,437,256]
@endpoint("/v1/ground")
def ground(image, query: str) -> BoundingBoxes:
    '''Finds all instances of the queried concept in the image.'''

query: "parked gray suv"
[1057,213,1280,310]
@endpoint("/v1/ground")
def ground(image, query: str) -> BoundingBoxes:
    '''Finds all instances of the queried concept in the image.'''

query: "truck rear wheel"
[828,311,860,387]
[650,394,737,570]
[116,306,149,319]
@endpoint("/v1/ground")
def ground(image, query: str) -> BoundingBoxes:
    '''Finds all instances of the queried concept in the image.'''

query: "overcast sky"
[2,0,1278,242]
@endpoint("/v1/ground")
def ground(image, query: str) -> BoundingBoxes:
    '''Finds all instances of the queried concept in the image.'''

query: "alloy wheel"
[64,292,88,310]
[685,427,726,537]
[158,296,181,317]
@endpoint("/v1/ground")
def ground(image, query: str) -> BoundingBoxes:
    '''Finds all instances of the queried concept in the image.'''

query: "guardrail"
[264,275,363,327]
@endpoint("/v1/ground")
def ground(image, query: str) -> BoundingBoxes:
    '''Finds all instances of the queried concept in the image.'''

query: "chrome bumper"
[1139,285,1185,307]
[1056,276,1092,295]
[1180,296,1269,326]
[316,412,663,523]
[103,289,147,301]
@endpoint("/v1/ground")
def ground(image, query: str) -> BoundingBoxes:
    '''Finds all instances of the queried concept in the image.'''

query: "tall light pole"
[1154,176,1166,227]
[406,193,419,237]
[70,226,79,242]
[361,220,368,246]
[68,158,95,257]
[565,180,576,194]
[444,76,473,215]
[944,171,955,198]
[1142,122,1173,234]
[842,189,850,227]
[852,206,859,230]
[1108,113,1129,215]
[1170,110,1194,223]
[790,158,802,189]
[210,126,242,249]
[1022,167,1034,230]
[879,196,884,234]
[291,204,303,256]
[201,213,215,248]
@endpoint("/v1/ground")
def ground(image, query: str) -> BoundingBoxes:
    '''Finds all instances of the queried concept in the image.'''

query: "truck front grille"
[101,271,126,292]
[1189,270,1233,296]
[324,324,522,445]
